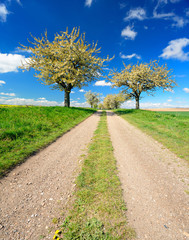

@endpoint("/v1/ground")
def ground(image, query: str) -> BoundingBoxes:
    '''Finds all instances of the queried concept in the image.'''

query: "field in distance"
[0,105,96,177]
[146,108,189,112]
[114,109,189,163]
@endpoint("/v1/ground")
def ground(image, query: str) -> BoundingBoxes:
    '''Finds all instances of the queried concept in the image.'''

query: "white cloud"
[170,0,181,3]
[140,102,173,109]
[71,91,75,94]
[165,88,175,93]
[183,88,189,93]
[0,97,62,106]
[0,4,9,22]
[167,99,172,102]
[172,16,188,28]
[94,80,112,86]
[0,53,29,73]
[16,0,22,5]
[153,0,188,28]
[121,100,176,109]
[0,92,15,96]
[38,97,46,100]
[85,0,93,7]
[103,67,111,71]
[79,89,85,92]
[70,100,89,107]
[124,8,146,21]
[121,26,137,40]
[14,47,32,54]
[160,38,189,61]
[119,3,126,9]
[120,52,141,60]
[153,10,175,19]
[186,9,189,17]
[0,80,6,86]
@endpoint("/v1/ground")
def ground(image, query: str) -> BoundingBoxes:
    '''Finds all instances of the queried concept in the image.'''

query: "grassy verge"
[53,111,135,240]
[114,109,189,163]
[0,106,95,176]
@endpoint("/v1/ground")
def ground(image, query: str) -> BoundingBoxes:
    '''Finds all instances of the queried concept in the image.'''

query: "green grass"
[114,109,189,163]
[0,106,95,176]
[55,111,135,240]
[157,111,189,117]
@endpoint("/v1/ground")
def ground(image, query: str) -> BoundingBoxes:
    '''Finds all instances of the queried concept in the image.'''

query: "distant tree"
[85,90,100,108]
[98,103,104,110]
[103,93,125,109]
[110,61,176,109]
[19,28,111,107]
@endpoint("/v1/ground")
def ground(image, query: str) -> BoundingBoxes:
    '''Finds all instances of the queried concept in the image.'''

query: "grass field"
[0,106,95,177]
[114,109,189,163]
[54,111,135,240]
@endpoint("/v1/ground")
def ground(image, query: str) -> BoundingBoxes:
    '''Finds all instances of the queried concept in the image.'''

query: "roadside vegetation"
[0,105,95,176]
[114,109,189,163]
[54,111,135,240]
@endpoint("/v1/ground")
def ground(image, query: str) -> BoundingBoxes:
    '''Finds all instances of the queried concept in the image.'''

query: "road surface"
[107,111,189,240]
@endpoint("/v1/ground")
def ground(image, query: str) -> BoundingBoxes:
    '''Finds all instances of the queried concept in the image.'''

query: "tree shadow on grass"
[114,109,136,115]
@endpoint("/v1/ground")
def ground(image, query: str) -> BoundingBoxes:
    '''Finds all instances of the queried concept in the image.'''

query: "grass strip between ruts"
[53,111,135,240]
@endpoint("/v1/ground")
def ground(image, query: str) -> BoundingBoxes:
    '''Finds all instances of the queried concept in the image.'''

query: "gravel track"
[107,111,189,240]
[0,112,100,240]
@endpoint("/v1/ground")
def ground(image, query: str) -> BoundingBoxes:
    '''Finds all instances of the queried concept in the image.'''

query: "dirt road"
[107,111,189,240]
[0,112,100,240]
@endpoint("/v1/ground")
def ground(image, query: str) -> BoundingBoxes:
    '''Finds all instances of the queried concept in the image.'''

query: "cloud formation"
[85,0,93,7]
[160,38,189,61]
[0,97,62,106]
[153,0,188,28]
[94,80,112,86]
[0,4,9,22]
[0,80,6,86]
[0,53,28,73]
[121,26,137,40]
[121,100,176,109]
[124,8,147,21]
[0,92,15,96]
[79,89,85,92]
[183,88,189,93]
[120,52,141,60]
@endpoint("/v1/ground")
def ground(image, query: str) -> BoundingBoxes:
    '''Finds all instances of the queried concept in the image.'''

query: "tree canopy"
[103,93,125,109]
[85,90,100,108]
[20,28,110,107]
[110,61,176,109]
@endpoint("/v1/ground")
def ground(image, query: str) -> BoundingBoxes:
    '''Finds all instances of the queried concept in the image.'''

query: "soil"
[0,112,100,240]
[107,111,189,240]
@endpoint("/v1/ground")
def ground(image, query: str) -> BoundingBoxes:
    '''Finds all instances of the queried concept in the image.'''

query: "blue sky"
[0,0,189,108]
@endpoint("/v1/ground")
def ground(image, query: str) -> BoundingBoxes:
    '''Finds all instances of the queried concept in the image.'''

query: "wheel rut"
[0,112,100,240]
[107,111,189,240]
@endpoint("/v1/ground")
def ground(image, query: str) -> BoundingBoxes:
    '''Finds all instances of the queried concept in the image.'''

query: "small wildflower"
[55,230,61,235]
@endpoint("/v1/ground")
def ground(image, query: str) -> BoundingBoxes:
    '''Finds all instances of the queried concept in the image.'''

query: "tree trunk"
[136,97,140,109]
[64,90,70,107]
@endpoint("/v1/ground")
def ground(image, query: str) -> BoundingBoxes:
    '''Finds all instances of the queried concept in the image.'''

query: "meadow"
[0,105,95,176]
[114,109,189,163]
